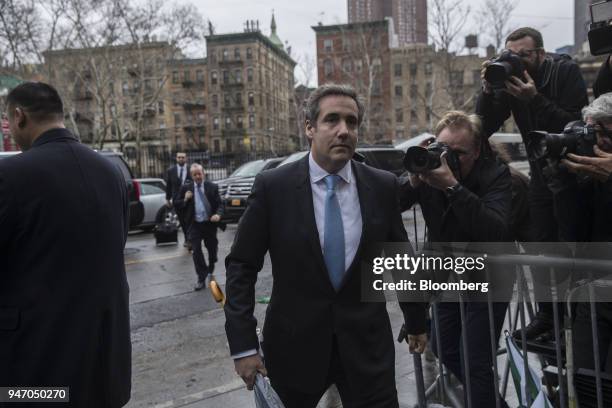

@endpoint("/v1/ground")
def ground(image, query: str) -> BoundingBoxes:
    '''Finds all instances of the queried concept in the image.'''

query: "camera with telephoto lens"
[588,0,612,56]
[484,50,526,90]
[404,141,461,176]
[527,121,597,161]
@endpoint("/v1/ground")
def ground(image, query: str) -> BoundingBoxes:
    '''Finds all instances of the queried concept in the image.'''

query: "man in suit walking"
[224,84,427,407]
[0,82,131,407]
[175,164,225,291]
[165,152,191,248]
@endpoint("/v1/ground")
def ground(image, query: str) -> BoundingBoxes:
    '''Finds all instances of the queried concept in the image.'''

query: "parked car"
[135,178,167,231]
[278,146,407,176]
[1,150,144,227]
[215,157,286,222]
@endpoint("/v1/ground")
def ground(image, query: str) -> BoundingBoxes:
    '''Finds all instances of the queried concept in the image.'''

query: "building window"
[226,139,232,152]
[213,139,220,152]
[342,58,352,73]
[235,92,242,106]
[174,113,181,126]
[122,81,129,95]
[342,38,351,52]
[354,59,362,73]
[212,94,218,108]
[235,69,242,83]
[225,116,231,129]
[394,63,402,77]
[247,68,253,82]
[234,47,240,60]
[425,62,433,75]
[224,94,230,107]
[409,63,417,76]
[425,83,432,99]
[249,114,255,128]
[395,109,403,123]
[222,49,228,60]
[323,39,333,52]
[324,59,333,76]
[213,116,219,130]
[158,101,164,114]
[196,69,204,82]
[410,84,418,99]
[183,70,190,81]
[411,109,418,123]
[237,116,243,128]
[394,85,403,97]
[248,92,254,106]
[223,70,229,83]
[172,71,179,84]
[246,47,252,59]
[211,71,218,85]
[450,71,464,87]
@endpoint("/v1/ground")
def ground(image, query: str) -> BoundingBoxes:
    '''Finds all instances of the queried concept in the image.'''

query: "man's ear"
[305,120,315,141]
[15,107,26,129]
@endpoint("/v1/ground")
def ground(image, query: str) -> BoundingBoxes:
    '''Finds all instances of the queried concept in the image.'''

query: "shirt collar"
[308,152,352,185]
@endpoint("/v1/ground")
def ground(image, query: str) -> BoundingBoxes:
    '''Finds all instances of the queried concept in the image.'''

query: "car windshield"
[230,160,268,177]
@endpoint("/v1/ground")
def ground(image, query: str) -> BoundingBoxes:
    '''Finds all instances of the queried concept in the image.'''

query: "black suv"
[215,157,286,222]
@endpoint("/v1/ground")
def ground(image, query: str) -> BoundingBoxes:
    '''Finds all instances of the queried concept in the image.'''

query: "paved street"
[123,211,519,408]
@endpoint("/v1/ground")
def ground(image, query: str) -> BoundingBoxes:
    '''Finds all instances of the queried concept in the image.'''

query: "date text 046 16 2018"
[0,387,69,402]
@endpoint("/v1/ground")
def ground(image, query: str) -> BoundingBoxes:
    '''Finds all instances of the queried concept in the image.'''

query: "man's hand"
[481,60,493,94]
[504,70,537,101]
[418,153,458,190]
[185,191,193,201]
[210,214,221,222]
[166,199,172,208]
[407,333,428,354]
[561,145,612,182]
[234,354,267,390]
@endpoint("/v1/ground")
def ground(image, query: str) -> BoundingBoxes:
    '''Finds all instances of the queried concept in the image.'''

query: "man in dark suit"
[175,164,225,291]
[165,152,191,248]
[0,82,131,407]
[224,84,427,408]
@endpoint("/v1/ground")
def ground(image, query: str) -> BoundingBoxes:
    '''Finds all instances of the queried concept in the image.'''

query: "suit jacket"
[0,128,131,407]
[174,180,226,232]
[224,155,426,393]
[165,164,191,201]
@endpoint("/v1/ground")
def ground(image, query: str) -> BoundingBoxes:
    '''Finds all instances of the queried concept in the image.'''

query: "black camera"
[527,121,597,161]
[588,0,612,56]
[404,142,461,175]
[484,50,526,89]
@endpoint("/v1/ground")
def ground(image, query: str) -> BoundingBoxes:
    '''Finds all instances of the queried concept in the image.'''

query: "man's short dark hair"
[6,82,64,122]
[505,27,544,49]
[304,83,365,127]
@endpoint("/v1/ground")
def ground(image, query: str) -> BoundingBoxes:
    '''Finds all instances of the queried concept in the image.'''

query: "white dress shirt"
[308,153,362,271]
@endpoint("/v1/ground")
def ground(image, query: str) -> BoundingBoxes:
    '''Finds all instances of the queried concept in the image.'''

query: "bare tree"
[477,0,518,53]
[292,53,315,149]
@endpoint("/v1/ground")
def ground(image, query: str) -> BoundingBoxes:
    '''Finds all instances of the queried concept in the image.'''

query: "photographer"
[400,111,512,408]
[477,27,589,339]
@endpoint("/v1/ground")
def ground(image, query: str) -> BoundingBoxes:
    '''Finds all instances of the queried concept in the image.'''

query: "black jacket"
[224,155,427,393]
[0,128,131,407]
[165,164,191,201]
[477,54,588,141]
[593,55,612,98]
[174,180,225,231]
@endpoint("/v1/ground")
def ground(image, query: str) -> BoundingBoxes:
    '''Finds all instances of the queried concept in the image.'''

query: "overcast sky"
[190,0,576,85]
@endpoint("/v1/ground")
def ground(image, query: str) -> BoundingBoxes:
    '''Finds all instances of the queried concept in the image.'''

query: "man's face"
[586,117,612,153]
[176,153,186,165]
[436,126,480,178]
[306,95,359,173]
[191,168,204,184]
[505,36,545,76]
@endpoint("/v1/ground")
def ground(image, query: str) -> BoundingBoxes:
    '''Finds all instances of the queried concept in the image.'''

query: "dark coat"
[224,155,427,394]
[0,128,131,407]
[174,180,226,232]
[476,54,588,141]
[165,164,191,201]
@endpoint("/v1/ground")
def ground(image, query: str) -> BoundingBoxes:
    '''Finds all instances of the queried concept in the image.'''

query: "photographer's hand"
[562,145,612,182]
[480,60,493,94]
[504,70,537,101]
[419,153,459,190]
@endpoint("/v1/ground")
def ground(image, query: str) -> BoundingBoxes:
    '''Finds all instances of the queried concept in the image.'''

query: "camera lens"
[484,62,513,87]
[404,146,430,173]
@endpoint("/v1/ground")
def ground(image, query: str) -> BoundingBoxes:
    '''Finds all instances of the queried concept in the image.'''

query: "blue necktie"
[323,175,345,291]
[196,183,210,222]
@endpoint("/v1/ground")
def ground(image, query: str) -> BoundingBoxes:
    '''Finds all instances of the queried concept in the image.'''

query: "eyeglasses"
[516,48,541,58]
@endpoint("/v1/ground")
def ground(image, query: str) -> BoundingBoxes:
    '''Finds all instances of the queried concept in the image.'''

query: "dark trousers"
[431,302,509,408]
[573,302,612,372]
[270,337,399,408]
[175,208,189,241]
[189,221,218,281]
